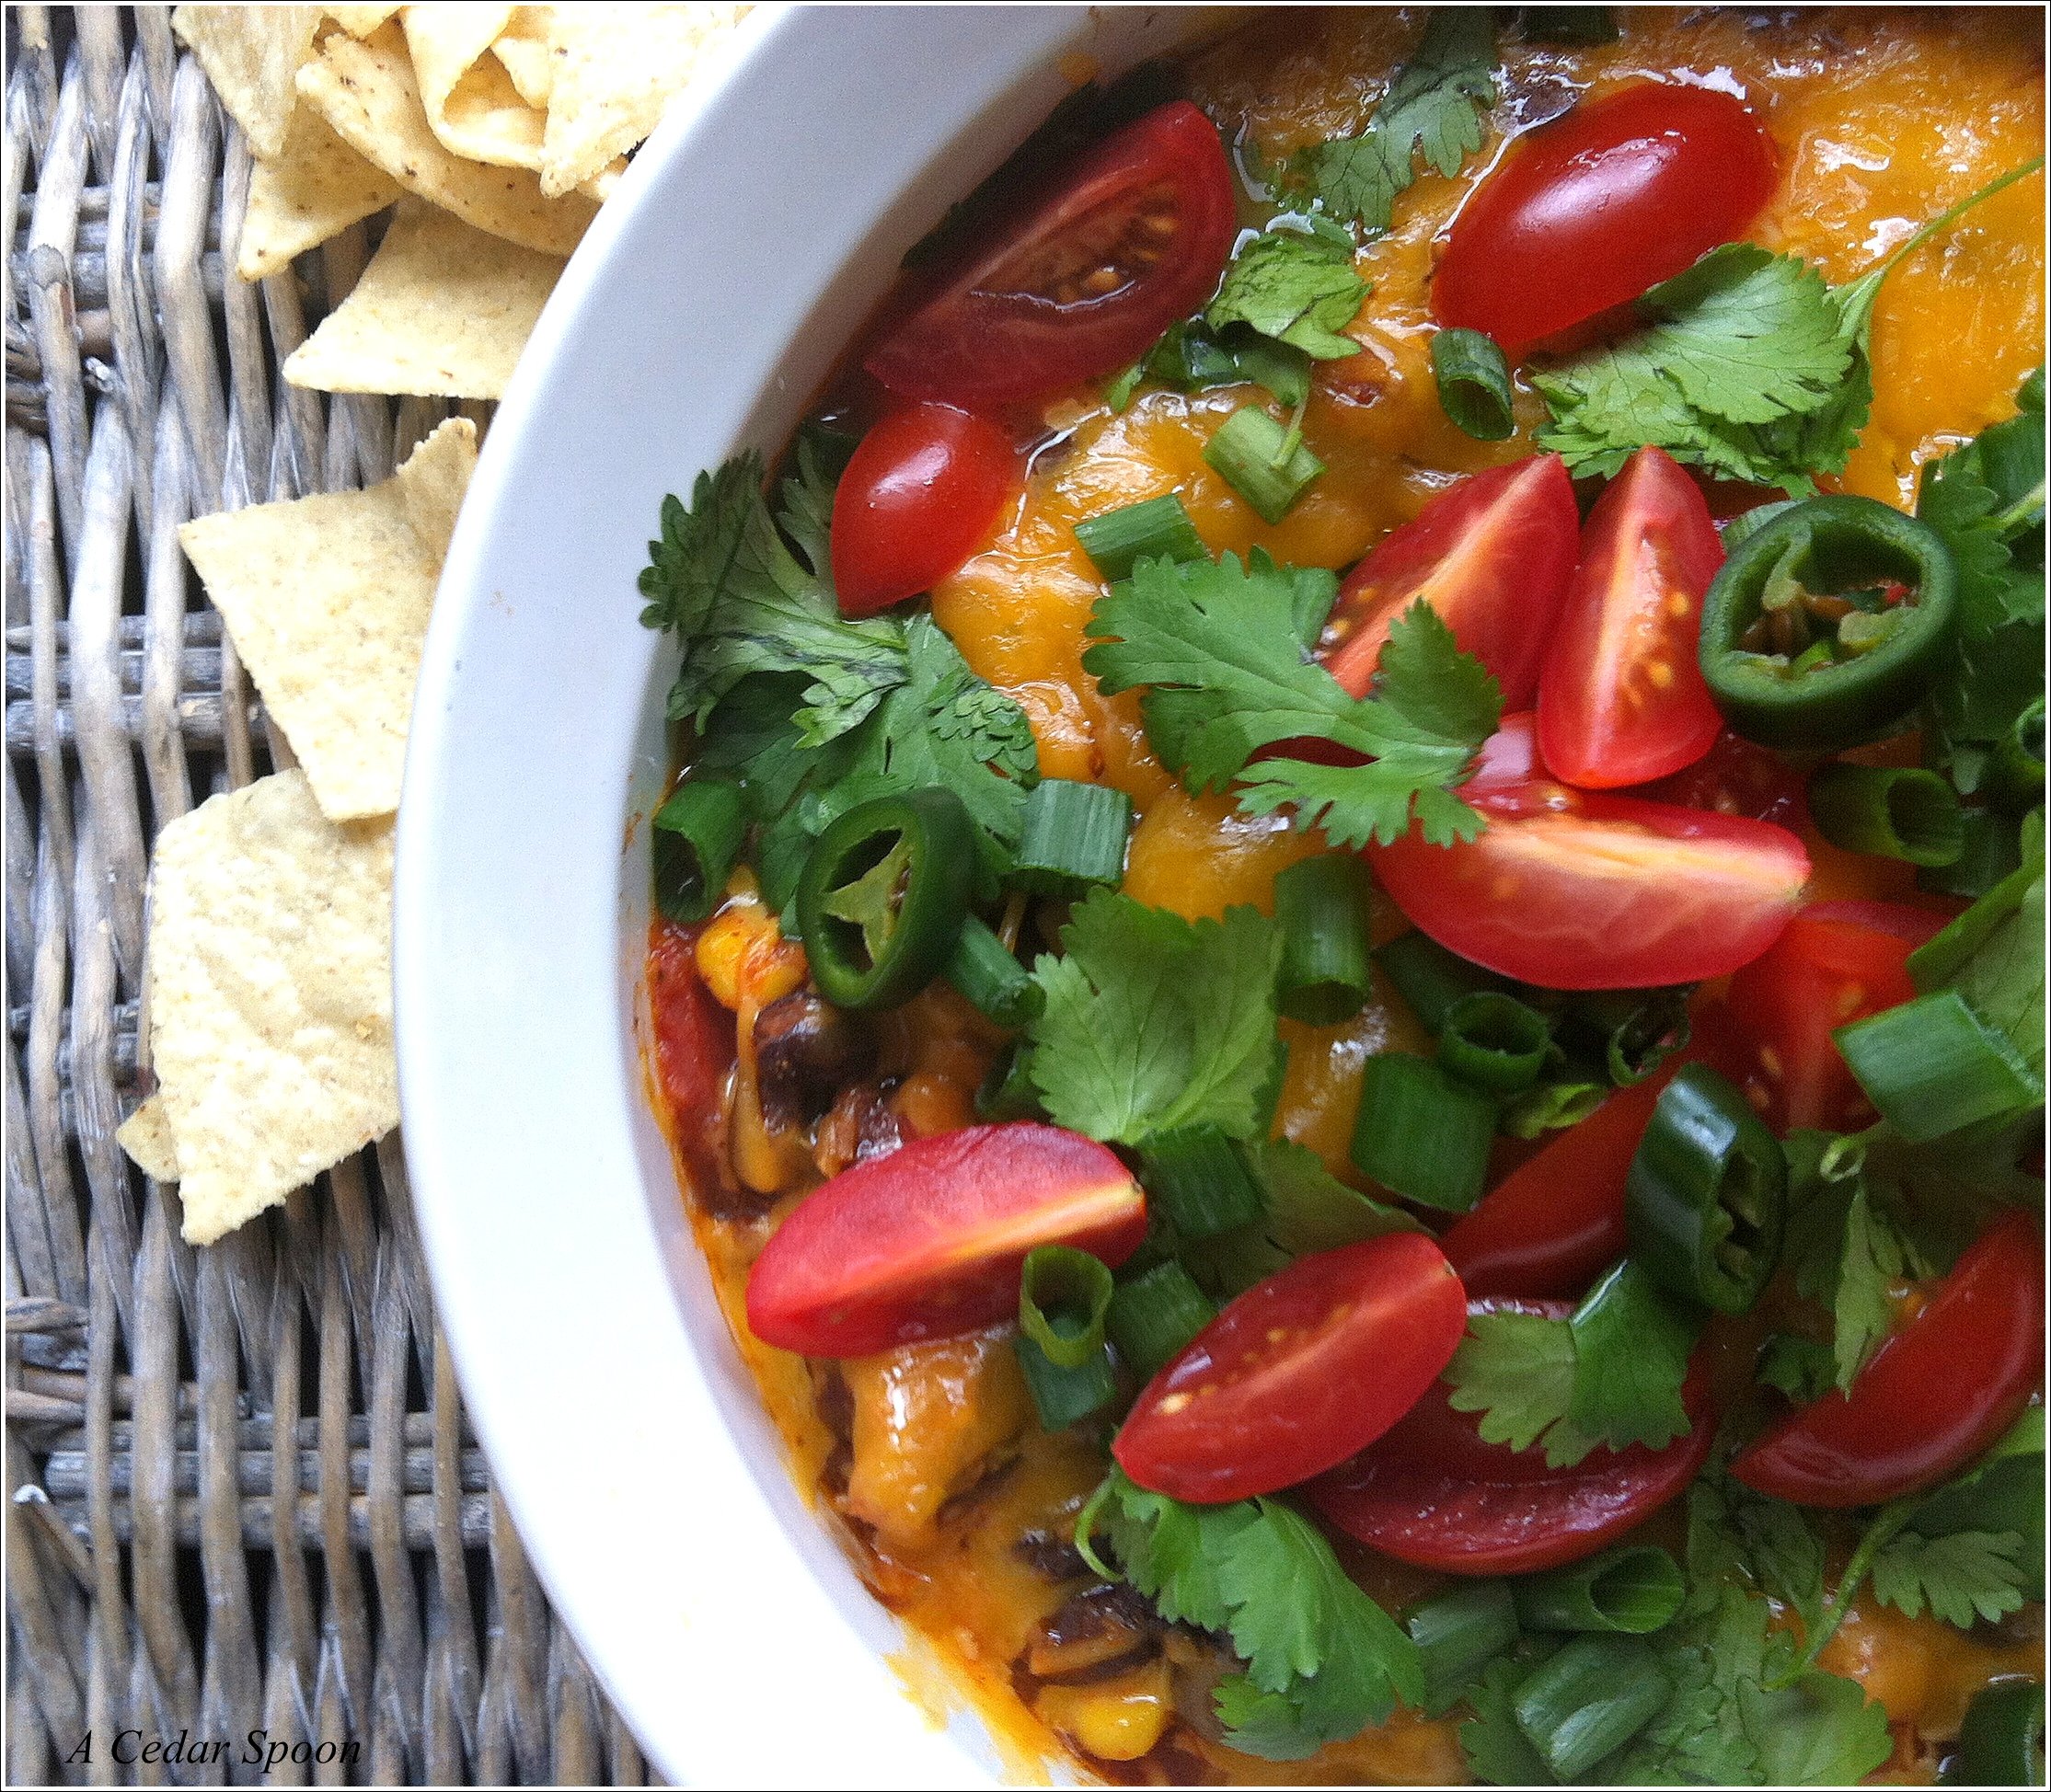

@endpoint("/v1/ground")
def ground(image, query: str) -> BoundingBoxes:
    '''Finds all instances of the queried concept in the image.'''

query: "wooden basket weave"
[5,8,645,1783]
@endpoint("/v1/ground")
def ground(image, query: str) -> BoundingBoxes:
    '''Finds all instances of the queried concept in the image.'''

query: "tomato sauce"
[644,8,2045,1780]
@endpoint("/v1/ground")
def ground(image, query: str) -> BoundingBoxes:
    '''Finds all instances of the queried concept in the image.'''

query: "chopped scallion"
[1835,989,2043,1141]
[1512,1635,1673,1781]
[1075,493,1208,582]
[1019,1245,1115,1369]
[1919,805,2025,899]
[944,914,1044,1029]
[1139,1126,1265,1238]
[651,777,746,924]
[1511,1545,1686,1636]
[1431,328,1517,441]
[1439,991,1552,1094]
[1351,1052,1495,1212]
[1009,779,1132,898]
[1105,1262,1216,1381]
[1014,1332,1117,1430]
[1203,405,1325,524]
[1406,1581,1519,1713]
[1273,855,1373,1024]
[1372,931,1512,1035]
[1808,763,1965,866]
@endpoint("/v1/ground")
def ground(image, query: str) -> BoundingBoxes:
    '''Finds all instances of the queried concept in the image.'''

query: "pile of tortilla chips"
[120,6,748,1244]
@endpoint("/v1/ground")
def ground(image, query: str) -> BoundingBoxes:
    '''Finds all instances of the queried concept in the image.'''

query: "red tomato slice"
[1441,1057,1688,1301]
[1367,715,1810,989]
[1320,456,1579,709]
[1434,83,1779,357]
[864,101,1237,408]
[1112,1235,1467,1504]
[830,404,1016,616]
[1538,446,1724,788]
[1633,727,1808,827]
[1733,1212,2045,1509]
[746,1122,1146,1357]
[1311,1299,1718,1573]
[648,919,737,1189]
[1709,900,1948,1133]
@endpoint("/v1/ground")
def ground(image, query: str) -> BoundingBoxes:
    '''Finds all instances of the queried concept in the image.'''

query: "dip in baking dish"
[637,7,2045,1783]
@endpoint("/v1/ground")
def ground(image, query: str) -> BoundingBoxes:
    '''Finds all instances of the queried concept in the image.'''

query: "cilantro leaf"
[1085,554,1502,847]
[1300,10,1498,233]
[1755,1332,1836,1405]
[1092,1470,1423,1760]
[1826,1180,1909,1390]
[1205,224,1368,361]
[1026,890,1283,1145]
[1870,1528,2030,1628]
[1459,1653,1559,1786]
[640,447,909,744]
[1445,1309,1604,1469]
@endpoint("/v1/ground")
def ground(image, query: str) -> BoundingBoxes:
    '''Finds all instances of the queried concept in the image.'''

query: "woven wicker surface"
[5,7,647,1784]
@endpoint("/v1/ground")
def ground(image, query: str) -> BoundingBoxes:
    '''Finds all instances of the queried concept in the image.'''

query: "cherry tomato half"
[1112,1235,1468,1504]
[1441,1056,1688,1300]
[1321,455,1579,709]
[1434,83,1780,357]
[1708,900,1948,1134]
[1538,446,1724,789]
[865,100,1237,408]
[1633,727,1808,827]
[1312,1299,1718,1572]
[746,1122,1146,1357]
[1733,1212,2045,1508]
[830,404,1017,616]
[648,919,737,1189]
[1367,714,1811,989]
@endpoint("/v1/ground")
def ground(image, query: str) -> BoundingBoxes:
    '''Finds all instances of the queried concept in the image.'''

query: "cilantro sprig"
[1535,157,2045,493]
[1085,551,1504,849]
[1085,1469,1423,1760]
[1205,221,1369,362]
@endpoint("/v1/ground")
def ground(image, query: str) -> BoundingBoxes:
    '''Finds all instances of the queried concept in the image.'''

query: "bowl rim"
[392,6,1194,1782]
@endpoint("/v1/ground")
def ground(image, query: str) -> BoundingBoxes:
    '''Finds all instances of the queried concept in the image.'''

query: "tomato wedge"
[1633,727,1808,827]
[1538,446,1724,789]
[745,1122,1146,1357]
[1708,900,1948,1134]
[864,101,1237,408]
[1368,714,1810,989]
[1320,455,1579,708]
[1434,83,1780,357]
[1733,1212,2045,1508]
[830,404,1016,616]
[1112,1235,1467,1504]
[1441,1057,1688,1300]
[648,919,738,1189]
[1311,1299,1718,1573]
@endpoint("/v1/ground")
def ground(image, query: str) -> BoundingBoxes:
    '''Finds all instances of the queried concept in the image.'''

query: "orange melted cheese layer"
[688,8,2044,1783]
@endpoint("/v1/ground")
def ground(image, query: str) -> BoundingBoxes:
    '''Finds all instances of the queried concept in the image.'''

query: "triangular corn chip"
[236,101,404,281]
[405,4,549,170]
[171,4,325,160]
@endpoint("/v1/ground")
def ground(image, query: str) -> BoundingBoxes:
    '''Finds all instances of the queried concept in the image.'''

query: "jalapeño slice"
[795,789,974,1009]
[1699,495,1958,750]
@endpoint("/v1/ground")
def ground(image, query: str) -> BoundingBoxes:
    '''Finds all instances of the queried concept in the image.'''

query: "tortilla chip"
[284,199,559,397]
[405,4,549,169]
[578,155,628,203]
[117,1096,182,1183]
[325,2,401,35]
[178,419,477,821]
[538,4,750,199]
[172,5,326,160]
[493,6,556,111]
[236,102,404,281]
[296,22,596,256]
[143,771,397,1245]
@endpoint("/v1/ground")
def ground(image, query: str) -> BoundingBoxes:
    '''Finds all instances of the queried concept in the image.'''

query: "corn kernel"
[1036,1658,1172,1763]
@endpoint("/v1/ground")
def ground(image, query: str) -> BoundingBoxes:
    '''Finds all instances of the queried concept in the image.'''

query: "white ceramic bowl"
[394,6,1207,1784]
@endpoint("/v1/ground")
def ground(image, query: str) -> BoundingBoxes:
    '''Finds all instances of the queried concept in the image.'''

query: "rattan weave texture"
[5,8,644,1784]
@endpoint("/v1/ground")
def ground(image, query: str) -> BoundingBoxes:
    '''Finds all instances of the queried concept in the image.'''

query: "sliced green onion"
[1504,1077,1609,1139]
[651,778,746,924]
[1908,815,2044,990]
[1808,764,1965,866]
[1273,855,1373,1024]
[1625,1063,1787,1314]
[1944,1680,2045,1786]
[1105,1262,1216,1381]
[1019,1245,1115,1369]
[944,914,1044,1029]
[1835,989,2042,1142]
[1439,991,1552,1094]
[1556,987,1693,1086]
[1513,1546,1686,1636]
[1372,930,1511,1035]
[1009,779,1132,898]
[1351,1052,1495,1212]
[1517,5,1619,42]
[1204,406,1325,524]
[1075,493,1208,582]
[976,1041,1047,1121]
[1918,805,2024,899]
[1513,1636,1672,1781]
[1139,1126,1265,1238]
[1988,696,2046,811]
[1014,1332,1117,1430]
[1431,328,1516,441]
[1407,1581,1519,1713]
